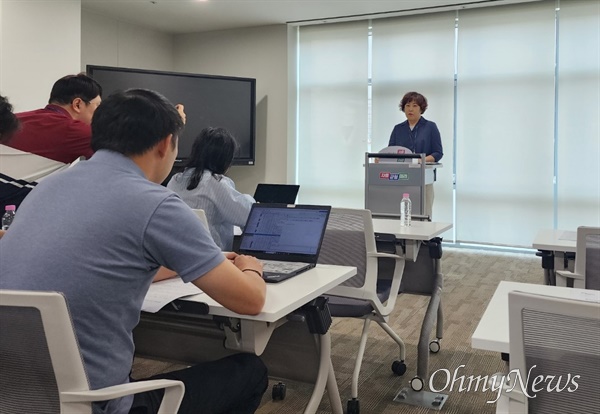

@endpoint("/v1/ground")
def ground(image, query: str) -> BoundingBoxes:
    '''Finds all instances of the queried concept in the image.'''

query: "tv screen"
[87,65,256,166]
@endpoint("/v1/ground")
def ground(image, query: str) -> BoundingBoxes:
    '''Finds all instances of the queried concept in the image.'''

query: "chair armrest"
[368,251,401,260]
[61,379,185,414]
[556,270,583,280]
[556,269,586,289]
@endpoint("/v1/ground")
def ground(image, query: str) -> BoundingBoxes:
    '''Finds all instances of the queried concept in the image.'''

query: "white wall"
[0,0,81,111]
[173,25,289,194]
[81,10,175,72]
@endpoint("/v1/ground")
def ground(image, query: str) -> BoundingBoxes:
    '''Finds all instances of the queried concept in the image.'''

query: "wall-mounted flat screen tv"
[87,65,256,166]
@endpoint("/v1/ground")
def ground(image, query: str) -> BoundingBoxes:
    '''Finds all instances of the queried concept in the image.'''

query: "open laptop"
[237,203,331,283]
[253,183,300,204]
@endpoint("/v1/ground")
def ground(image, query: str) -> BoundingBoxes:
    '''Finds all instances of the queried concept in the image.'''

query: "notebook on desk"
[237,203,331,283]
[253,183,300,204]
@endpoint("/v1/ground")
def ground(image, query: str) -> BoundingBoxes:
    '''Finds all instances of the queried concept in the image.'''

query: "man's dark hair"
[0,95,20,144]
[91,88,184,156]
[184,127,238,191]
[49,73,102,105]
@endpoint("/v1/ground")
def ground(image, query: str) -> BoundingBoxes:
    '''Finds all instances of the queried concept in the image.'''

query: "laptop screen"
[238,204,331,262]
[253,183,300,204]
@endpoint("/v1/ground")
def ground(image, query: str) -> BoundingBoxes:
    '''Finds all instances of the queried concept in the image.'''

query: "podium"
[364,147,441,218]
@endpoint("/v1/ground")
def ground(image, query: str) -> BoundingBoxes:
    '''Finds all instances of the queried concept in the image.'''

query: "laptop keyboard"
[261,260,310,275]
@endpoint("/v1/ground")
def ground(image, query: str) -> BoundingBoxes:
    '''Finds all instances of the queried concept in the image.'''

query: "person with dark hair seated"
[6,73,102,163]
[0,95,20,140]
[167,127,255,251]
[0,89,268,414]
[0,95,36,222]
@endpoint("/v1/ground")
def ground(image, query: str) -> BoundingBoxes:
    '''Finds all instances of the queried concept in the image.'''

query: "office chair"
[491,291,600,413]
[0,289,185,414]
[191,208,210,232]
[317,207,406,414]
[66,155,86,169]
[556,226,600,290]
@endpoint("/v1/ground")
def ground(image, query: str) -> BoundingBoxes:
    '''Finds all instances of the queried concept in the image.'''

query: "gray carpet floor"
[133,247,542,413]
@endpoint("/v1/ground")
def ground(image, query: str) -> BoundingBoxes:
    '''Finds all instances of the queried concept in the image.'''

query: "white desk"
[373,219,451,240]
[471,281,598,354]
[134,264,356,414]
[181,264,355,324]
[532,229,577,285]
[372,219,452,405]
[532,229,577,252]
[374,219,451,262]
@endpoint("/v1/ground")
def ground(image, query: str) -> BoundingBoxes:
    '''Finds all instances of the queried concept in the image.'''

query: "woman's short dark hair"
[0,95,20,144]
[399,92,428,114]
[91,88,184,156]
[184,127,238,191]
[49,73,102,105]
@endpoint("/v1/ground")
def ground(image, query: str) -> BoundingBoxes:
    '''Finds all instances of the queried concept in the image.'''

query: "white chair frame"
[0,289,185,414]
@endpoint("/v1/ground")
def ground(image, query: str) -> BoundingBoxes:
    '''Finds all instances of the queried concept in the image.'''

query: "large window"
[556,0,600,230]
[294,0,600,248]
[371,11,456,228]
[456,2,556,247]
[297,21,368,208]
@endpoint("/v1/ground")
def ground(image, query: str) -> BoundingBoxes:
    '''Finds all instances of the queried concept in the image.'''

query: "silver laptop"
[237,204,331,283]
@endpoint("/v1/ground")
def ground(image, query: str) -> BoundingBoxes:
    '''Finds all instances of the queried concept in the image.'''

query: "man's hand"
[233,254,263,274]
[175,104,186,124]
[191,256,266,315]
[223,251,238,262]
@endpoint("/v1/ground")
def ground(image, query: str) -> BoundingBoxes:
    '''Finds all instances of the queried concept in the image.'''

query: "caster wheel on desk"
[410,376,425,392]
[391,360,407,376]
[429,339,441,353]
[272,382,286,401]
[347,398,360,414]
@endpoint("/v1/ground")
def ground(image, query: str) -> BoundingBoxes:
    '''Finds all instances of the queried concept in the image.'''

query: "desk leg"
[536,249,555,285]
[416,260,442,380]
[393,258,448,410]
[304,332,342,414]
[554,251,576,287]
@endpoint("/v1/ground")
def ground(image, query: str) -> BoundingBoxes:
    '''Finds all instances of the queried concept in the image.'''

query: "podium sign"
[364,148,438,218]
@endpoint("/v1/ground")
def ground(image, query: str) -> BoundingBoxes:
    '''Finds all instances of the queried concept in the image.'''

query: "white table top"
[471,281,598,354]
[532,229,577,252]
[372,219,452,240]
[180,264,356,323]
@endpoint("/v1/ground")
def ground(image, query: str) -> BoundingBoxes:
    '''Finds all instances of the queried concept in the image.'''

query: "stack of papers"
[142,278,203,313]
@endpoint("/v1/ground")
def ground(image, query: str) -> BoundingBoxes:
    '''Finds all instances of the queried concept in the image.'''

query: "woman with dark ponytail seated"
[167,127,255,251]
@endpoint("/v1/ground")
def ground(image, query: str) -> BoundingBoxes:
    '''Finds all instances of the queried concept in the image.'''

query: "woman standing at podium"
[389,91,443,218]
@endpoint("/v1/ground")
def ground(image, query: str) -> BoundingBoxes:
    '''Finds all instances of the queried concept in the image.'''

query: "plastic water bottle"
[400,193,411,227]
[2,205,16,230]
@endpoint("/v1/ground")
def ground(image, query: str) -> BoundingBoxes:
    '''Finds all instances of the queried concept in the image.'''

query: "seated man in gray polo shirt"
[0,89,268,414]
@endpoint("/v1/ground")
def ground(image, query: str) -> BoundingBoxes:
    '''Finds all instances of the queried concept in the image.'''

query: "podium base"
[393,387,448,410]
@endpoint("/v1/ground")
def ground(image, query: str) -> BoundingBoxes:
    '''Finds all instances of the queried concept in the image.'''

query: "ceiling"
[81,0,537,35]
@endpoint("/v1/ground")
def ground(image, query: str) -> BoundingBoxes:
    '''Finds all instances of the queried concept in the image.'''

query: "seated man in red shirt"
[7,73,102,164]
